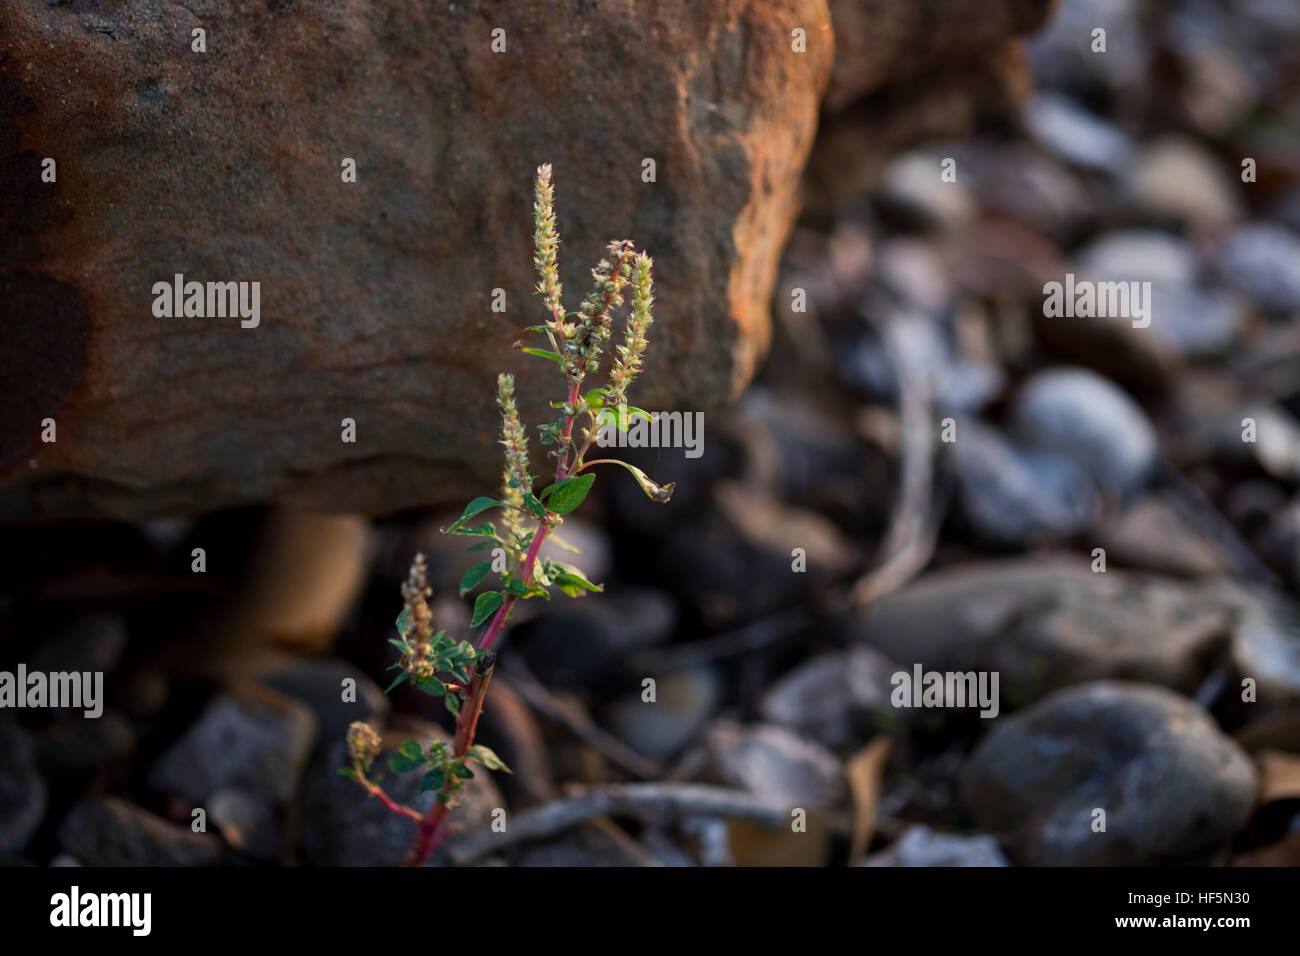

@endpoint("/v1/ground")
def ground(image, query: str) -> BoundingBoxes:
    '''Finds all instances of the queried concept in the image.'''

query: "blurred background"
[4,0,1300,867]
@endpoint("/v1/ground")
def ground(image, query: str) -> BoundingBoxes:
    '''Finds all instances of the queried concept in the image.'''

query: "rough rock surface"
[0,0,832,520]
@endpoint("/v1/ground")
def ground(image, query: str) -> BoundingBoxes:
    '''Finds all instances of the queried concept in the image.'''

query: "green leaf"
[384,671,408,694]
[540,473,595,514]
[520,348,562,364]
[452,763,474,780]
[414,675,447,697]
[467,744,512,773]
[471,590,504,626]
[388,740,425,774]
[466,540,494,552]
[445,497,506,534]
[444,693,461,717]
[554,570,603,597]
[523,493,549,518]
[419,768,446,793]
[450,522,500,540]
[459,561,493,597]
[337,767,358,781]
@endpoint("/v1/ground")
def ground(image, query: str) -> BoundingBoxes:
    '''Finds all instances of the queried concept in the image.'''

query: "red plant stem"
[452,655,497,756]
[359,774,422,822]
[555,381,580,477]
[403,401,580,866]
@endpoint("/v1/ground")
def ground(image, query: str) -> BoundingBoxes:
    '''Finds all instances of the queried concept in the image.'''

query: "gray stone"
[0,719,46,855]
[952,420,1098,544]
[1026,0,1146,95]
[605,666,720,759]
[1209,581,1300,705]
[962,682,1256,865]
[876,151,976,231]
[264,658,389,754]
[58,796,222,866]
[148,683,316,806]
[1075,230,1198,286]
[759,646,899,750]
[28,614,128,684]
[1124,136,1244,229]
[1215,223,1300,312]
[970,575,1233,707]
[1022,93,1135,173]
[209,788,280,862]
[700,721,847,811]
[862,824,1009,867]
[515,587,676,693]
[1010,367,1158,496]
[37,709,136,772]
[843,555,1095,670]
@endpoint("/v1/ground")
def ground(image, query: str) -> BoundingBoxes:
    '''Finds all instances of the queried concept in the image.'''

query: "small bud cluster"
[346,720,382,770]
[399,554,435,676]
[607,253,653,410]
[567,239,635,381]
[497,372,532,545]
[532,164,564,325]
[497,373,532,494]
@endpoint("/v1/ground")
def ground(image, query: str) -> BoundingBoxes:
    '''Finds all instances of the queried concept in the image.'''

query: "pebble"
[861,824,1009,867]
[58,796,223,866]
[700,721,847,811]
[876,151,976,231]
[1022,93,1135,173]
[1215,223,1300,312]
[514,587,676,693]
[962,682,1256,865]
[0,720,47,855]
[952,420,1098,544]
[1125,136,1244,229]
[148,682,317,806]
[264,657,389,754]
[1075,229,1198,286]
[604,665,720,759]
[759,646,900,750]
[209,787,280,861]
[1010,367,1158,496]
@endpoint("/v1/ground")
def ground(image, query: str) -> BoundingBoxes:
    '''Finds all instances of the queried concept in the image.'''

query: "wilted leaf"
[467,744,512,773]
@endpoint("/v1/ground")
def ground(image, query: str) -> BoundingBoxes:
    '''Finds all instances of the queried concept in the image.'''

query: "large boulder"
[0,0,832,519]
